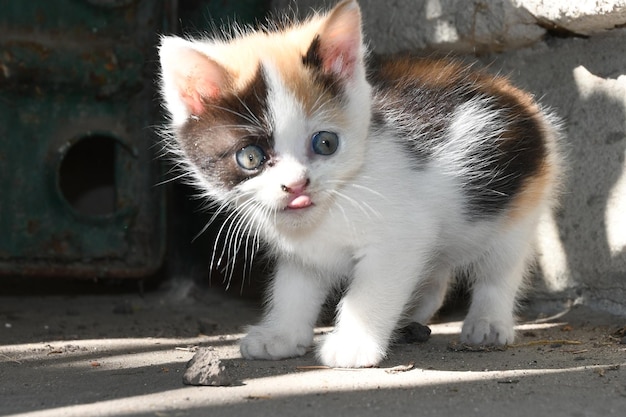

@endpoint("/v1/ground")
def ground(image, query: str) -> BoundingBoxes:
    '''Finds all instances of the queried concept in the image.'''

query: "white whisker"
[224,201,260,286]
[153,171,190,187]
[329,189,382,221]
[209,194,267,291]
[235,95,264,130]
[207,103,264,131]
[325,192,355,236]
[326,179,388,202]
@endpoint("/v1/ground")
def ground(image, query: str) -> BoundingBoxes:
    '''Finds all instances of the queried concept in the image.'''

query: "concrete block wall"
[273,0,626,315]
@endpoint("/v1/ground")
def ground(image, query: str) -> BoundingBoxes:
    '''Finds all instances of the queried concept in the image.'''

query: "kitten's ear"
[304,0,364,81]
[159,37,230,121]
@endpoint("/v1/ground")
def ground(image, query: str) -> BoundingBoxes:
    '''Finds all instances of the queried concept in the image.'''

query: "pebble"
[182,347,235,386]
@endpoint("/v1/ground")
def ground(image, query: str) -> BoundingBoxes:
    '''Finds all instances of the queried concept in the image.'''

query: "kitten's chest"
[277,220,360,276]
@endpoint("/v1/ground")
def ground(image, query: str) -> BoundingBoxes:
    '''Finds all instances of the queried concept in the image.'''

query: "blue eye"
[311,131,339,156]
[236,145,266,170]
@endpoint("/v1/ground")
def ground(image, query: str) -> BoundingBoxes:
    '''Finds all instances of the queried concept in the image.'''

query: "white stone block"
[519,0,626,35]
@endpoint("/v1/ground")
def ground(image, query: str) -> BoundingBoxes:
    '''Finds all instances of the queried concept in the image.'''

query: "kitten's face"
[159,0,370,233]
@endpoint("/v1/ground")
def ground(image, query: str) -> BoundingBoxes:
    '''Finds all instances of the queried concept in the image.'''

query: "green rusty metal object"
[0,0,169,278]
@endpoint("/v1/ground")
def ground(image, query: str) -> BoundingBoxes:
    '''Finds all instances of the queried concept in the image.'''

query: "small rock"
[397,322,432,344]
[182,347,234,386]
[621,336,626,345]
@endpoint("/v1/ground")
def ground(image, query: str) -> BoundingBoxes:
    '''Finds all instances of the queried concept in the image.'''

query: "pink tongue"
[287,195,312,209]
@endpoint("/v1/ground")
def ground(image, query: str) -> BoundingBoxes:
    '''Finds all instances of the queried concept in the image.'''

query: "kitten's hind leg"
[461,219,536,346]
[240,259,328,360]
[410,265,452,325]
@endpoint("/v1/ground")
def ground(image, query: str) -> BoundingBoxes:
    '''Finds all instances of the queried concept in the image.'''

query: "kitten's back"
[369,56,563,221]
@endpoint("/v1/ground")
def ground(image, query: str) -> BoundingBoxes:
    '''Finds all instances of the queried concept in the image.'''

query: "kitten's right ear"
[304,0,364,82]
[159,37,230,123]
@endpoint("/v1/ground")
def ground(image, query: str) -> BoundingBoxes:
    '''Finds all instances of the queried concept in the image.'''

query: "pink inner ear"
[318,0,362,80]
[172,48,228,115]
[321,34,360,79]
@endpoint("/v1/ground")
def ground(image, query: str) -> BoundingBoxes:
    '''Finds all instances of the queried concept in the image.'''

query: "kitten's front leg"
[319,245,430,368]
[240,259,328,360]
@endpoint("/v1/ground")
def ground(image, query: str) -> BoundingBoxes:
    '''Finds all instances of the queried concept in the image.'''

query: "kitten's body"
[159,0,563,367]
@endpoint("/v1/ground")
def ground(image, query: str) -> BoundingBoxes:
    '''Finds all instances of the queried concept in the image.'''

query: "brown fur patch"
[202,14,344,121]
[265,35,348,126]
[370,56,556,219]
[178,67,274,190]
[375,57,539,112]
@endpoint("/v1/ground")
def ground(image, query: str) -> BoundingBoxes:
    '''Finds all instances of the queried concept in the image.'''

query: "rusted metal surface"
[0,0,170,278]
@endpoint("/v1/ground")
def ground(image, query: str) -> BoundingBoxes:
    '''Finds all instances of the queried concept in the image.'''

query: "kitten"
[158,0,563,368]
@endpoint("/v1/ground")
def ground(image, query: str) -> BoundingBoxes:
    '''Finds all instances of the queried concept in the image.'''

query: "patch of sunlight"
[0,334,244,364]
[8,362,625,417]
[425,0,443,19]
[427,320,566,336]
[573,65,626,257]
[431,19,459,43]
[428,320,463,335]
[47,348,191,371]
[605,170,626,256]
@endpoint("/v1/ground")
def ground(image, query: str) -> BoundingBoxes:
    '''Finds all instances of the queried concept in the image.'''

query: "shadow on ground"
[1,283,624,417]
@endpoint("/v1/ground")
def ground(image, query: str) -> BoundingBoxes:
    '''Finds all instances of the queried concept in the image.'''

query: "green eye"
[236,145,266,170]
[311,131,339,156]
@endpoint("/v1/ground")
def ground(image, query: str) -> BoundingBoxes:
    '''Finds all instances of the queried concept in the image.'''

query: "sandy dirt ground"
[1,280,625,417]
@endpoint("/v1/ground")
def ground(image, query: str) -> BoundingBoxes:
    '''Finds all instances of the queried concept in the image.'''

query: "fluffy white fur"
[158,0,562,368]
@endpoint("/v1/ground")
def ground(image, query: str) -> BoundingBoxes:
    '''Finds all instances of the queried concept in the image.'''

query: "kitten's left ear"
[304,0,364,81]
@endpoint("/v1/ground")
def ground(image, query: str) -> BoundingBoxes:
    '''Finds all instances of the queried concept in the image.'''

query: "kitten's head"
[159,0,371,233]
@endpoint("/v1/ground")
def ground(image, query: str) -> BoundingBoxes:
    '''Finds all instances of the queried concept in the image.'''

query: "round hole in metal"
[58,134,121,217]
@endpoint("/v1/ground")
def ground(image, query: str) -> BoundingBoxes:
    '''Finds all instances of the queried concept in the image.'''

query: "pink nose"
[281,178,310,194]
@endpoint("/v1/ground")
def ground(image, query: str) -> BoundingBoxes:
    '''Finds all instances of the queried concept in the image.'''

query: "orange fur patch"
[505,113,561,224]
[203,14,340,120]
[507,162,552,222]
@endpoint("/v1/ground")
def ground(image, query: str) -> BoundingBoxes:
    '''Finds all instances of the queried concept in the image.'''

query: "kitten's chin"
[275,201,322,233]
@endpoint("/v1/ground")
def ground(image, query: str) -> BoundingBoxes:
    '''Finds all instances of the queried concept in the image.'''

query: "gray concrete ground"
[1,281,625,417]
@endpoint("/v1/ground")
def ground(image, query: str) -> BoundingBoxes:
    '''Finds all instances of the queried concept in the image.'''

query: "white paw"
[240,324,312,360]
[318,330,386,368]
[461,316,515,345]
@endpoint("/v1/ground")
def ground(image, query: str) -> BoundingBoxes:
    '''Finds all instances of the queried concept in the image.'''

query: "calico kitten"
[158,0,563,368]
